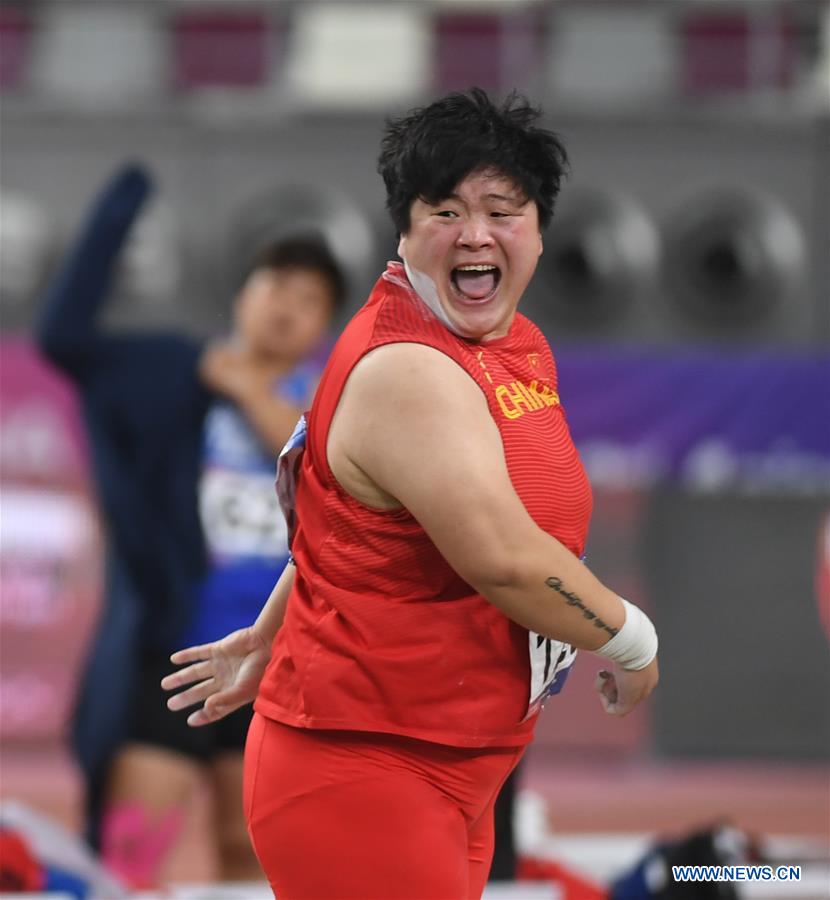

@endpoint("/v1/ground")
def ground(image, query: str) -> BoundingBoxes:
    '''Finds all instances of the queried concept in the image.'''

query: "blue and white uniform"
[180,360,320,647]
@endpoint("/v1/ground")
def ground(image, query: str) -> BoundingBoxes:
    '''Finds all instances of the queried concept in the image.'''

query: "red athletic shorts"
[243,713,525,899]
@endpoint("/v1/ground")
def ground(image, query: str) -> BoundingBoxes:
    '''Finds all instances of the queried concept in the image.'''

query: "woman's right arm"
[252,559,296,643]
[162,562,295,726]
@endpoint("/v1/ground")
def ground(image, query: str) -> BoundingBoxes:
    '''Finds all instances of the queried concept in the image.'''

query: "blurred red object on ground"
[0,829,42,892]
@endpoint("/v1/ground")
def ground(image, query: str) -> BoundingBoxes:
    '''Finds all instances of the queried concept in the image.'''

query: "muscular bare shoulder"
[327,342,487,510]
[347,342,484,416]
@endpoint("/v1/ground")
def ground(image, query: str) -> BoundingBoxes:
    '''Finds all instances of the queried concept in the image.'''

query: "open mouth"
[450,264,501,302]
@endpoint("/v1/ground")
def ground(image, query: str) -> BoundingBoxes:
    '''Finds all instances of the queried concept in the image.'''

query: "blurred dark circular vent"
[539,189,659,332]
[663,188,805,334]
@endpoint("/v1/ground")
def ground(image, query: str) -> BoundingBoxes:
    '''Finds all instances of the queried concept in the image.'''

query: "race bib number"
[522,633,577,722]
[276,414,307,548]
[199,468,288,560]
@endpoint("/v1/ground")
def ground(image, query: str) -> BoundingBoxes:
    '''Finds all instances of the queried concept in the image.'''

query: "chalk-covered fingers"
[165,676,217,712]
[595,656,659,717]
[160,659,214,693]
[169,643,215,667]
[161,626,271,728]
[186,696,232,727]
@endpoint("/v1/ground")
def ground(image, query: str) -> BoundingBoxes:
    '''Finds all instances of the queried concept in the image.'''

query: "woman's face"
[398,169,543,341]
[234,266,334,363]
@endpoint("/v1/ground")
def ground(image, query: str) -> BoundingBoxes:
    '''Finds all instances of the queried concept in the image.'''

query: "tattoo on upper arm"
[545,577,619,639]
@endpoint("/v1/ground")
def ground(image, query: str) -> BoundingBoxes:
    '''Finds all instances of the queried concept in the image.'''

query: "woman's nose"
[456,216,495,249]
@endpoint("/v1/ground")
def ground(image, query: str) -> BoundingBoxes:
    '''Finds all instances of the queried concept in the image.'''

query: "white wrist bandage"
[595,597,658,671]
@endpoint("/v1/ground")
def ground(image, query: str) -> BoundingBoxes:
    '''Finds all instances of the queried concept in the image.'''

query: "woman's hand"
[161,626,271,727]
[198,342,302,454]
[198,342,263,402]
[595,656,659,717]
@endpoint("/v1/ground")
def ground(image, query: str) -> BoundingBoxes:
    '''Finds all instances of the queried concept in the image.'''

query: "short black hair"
[378,88,568,234]
[248,234,347,309]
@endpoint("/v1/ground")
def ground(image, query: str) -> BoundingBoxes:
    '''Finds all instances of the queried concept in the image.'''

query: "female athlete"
[163,88,659,899]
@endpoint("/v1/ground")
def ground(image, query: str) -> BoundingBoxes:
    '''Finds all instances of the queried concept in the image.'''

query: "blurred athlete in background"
[165,89,659,899]
[37,166,345,887]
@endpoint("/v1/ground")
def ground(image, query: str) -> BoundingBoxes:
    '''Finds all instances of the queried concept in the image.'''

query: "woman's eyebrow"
[442,192,525,205]
[485,193,526,206]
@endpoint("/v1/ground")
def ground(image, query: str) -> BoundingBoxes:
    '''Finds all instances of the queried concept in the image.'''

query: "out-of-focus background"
[1,0,828,897]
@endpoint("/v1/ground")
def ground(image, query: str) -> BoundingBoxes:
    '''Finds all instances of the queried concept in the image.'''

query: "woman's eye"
[490,211,509,218]
[436,210,458,218]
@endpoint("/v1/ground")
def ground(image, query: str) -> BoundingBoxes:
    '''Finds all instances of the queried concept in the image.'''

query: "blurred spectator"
[36,164,345,888]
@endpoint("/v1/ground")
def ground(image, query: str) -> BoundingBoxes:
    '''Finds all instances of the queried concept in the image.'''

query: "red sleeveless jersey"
[255,262,593,748]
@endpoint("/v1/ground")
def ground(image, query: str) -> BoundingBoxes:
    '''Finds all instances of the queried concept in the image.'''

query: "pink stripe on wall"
[681,10,796,95]
[172,11,275,90]
[434,10,547,95]
[0,7,31,91]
